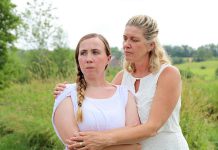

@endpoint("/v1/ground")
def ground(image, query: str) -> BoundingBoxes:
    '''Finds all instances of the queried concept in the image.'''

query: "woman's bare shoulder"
[158,65,181,85]
[112,70,124,85]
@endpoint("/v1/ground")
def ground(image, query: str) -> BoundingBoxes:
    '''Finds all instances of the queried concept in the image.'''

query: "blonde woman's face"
[78,37,110,79]
[123,25,152,63]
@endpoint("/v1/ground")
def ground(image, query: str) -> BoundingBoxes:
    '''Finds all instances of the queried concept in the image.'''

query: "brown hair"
[123,15,171,73]
[75,33,111,122]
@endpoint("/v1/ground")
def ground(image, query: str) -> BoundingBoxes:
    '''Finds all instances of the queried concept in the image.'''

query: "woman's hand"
[53,81,67,98]
[67,131,111,150]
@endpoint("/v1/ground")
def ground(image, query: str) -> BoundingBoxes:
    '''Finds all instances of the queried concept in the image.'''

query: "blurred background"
[0,0,218,149]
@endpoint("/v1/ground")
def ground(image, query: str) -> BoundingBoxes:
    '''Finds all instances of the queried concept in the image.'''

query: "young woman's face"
[123,25,152,63]
[78,37,110,79]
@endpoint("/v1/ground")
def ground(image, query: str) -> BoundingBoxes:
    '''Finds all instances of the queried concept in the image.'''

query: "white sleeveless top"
[52,83,129,146]
[122,64,189,150]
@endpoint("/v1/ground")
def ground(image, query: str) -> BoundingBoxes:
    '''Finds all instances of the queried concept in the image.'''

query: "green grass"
[181,79,218,150]
[0,62,218,149]
[176,60,218,80]
[0,80,64,150]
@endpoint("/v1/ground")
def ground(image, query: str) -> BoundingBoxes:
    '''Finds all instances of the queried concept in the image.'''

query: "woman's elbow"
[144,121,160,137]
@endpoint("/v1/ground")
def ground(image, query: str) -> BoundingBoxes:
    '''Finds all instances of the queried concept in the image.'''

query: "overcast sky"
[12,0,218,49]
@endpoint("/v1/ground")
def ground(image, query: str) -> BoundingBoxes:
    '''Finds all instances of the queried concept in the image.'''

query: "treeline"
[0,47,123,89]
[0,48,74,88]
[164,44,218,64]
[1,44,218,89]
[1,0,218,89]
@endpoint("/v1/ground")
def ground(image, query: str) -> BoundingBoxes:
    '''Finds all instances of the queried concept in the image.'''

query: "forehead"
[124,25,144,37]
[79,37,105,50]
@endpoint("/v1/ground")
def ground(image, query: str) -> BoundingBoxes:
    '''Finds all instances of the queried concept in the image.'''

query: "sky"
[12,0,218,49]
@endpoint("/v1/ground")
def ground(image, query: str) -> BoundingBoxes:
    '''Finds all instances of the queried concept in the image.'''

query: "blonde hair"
[75,33,111,122]
[123,15,171,73]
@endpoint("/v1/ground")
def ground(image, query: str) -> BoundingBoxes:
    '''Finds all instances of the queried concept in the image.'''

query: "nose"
[86,53,93,63]
[123,40,130,49]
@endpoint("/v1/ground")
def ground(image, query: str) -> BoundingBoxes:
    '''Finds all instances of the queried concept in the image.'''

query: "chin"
[125,57,134,62]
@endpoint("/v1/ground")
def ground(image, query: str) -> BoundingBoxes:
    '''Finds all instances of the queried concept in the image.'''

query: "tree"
[17,0,67,50]
[0,0,20,69]
[111,47,122,59]
[193,48,213,62]
[52,27,69,49]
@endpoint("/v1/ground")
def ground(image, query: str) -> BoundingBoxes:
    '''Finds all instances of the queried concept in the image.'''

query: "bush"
[180,69,194,79]
[200,66,206,69]
[215,68,218,78]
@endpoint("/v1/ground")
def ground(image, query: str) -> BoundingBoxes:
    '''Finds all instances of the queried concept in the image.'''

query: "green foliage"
[0,48,77,89]
[51,48,76,78]
[181,79,218,149]
[193,48,213,62]
[0,81,64,149]
[0,0,20,69]
[164,44,218,62]
[172,57,185,64]
[111,47,122,59]
[164,45,194,58]
[0,49,30,89]
[180,69,194,79]
[0,77,217,149]
[215,68,218,78]
[177,60,218,80]
[26,50,57,79]
[106,67,121,81]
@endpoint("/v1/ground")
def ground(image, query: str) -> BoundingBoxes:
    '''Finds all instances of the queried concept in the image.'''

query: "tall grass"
[0,65,218,149]
[0,80,64,149]
[181,79,218,149]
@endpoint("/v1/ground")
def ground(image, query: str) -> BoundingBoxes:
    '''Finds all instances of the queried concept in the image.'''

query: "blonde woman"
[54,15,189,150]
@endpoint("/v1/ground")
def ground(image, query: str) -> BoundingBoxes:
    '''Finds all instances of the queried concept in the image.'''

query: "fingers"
[56,83,67,89]
[68,141,86,150]
[66,139,76,145]
[70,136,84,142]
[53,82,67,98]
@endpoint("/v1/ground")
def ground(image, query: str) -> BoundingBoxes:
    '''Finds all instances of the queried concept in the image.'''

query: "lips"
[86,67,95,69]
[124,51,133,56]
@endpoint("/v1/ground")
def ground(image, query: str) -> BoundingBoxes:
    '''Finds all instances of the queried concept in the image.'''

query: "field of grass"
[0,80,64,149]
[0,61,218,149]
[176,60,218,80]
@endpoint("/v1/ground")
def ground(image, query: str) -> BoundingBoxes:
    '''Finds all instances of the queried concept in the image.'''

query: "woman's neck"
[85,78,110,88]
[132,58,150,78]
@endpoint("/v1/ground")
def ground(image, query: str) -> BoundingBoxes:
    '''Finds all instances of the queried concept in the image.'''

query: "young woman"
[54,15,189,150]
[52,33,140,150]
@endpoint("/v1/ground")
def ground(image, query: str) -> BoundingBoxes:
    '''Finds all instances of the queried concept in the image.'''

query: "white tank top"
[52,83,129,145]
[122,64,189,150]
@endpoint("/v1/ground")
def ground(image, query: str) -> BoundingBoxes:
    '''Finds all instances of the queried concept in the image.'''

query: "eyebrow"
[80,48,100,51]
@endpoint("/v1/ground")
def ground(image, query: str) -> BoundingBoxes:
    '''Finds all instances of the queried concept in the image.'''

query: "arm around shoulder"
[104,66,182,145]
[146,65,182,133]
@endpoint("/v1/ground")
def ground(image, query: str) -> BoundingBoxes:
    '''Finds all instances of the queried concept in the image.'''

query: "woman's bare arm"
[125,91,141,126]
[68,86,142,150]
[107,66,182,144]
[72,66,182,148]
[53,97,79,144]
